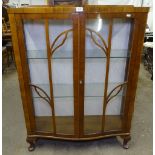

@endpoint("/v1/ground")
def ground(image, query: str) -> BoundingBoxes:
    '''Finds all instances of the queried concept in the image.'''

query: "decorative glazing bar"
[46,23,73,134]
[50,29,73,55]
[86,28,108,56]
[106,82,127,104]
[45,20,56,134]
[30,84,51,106]
[102,19,113,132]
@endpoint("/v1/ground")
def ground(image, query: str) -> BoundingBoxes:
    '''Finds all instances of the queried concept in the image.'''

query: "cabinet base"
[26,133,131,151]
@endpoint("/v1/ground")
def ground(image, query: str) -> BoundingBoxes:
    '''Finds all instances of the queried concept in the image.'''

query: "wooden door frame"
[10,12,81,138]
[9,14,34,135]
[78,11,148,138]
[122,12,148,133]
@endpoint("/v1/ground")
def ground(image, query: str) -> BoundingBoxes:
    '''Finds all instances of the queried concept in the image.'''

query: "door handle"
[80,80,83,84]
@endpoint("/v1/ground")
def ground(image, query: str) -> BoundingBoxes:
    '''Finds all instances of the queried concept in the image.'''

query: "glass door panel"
[105,19,132,131]
[24,19,74,135]
[84,18,132,134]
[84,19,109,134]
[49,20,74,134]
[24,20,52,132]
[84,97,103,134]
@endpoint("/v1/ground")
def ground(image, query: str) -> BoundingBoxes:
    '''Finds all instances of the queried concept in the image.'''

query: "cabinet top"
[7,5,149,14]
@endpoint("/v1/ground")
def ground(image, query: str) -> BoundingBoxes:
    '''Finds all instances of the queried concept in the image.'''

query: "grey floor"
[3,64,152,155]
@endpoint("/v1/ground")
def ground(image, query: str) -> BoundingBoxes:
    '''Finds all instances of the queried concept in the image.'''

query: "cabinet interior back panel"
[24,19,74,116]
[23,18,132,117]
[84,18,132,116]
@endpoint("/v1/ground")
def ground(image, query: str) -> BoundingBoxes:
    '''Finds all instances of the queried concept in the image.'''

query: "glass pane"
[24,20,52,132]
[105,19,132,131]
[108,58,128,83]
[24,19,74,134]
[28,59,49,84]
[54,98,74,134]
[31,84,73,98]
[84,97,103,134]
[49,20,73,58]
[104,96,124,131]
[49,20,74,134]
[33,98,53,132]
[84,18,132,134]
[84,19,109,134]
[24,20,47,58]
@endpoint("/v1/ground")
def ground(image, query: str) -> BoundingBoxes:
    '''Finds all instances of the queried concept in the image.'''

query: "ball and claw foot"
[122,136,131,149]
[123,142,129,149]
[28,143,35,151]
[26,137,37,152]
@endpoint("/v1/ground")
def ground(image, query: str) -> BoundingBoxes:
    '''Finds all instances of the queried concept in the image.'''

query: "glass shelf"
[32,94,124,99]
[31,83,73,98]
[33,97,74,116]
[84,95,124,115]
[27,50,47,59]
[85,82,126,97]
[27,57,130,59]
[86,49,130,58]
[30,82,126,98]
[26,49,130,59]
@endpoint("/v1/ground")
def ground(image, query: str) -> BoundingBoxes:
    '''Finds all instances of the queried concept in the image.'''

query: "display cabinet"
[8,5,149,151]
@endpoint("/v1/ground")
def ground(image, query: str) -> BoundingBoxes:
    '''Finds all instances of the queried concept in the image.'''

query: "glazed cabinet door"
[79,14,134,136]
[15,13,79,137]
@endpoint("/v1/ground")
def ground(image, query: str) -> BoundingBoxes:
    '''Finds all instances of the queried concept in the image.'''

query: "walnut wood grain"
[72,13,80,137]
[50,29,72,55]
[14,14,36,132]
[45,20,56,134]
[30,84,51,105]
[8,14,33,133]
[106,82,127,104]
[7,6,149,14]
[102,19,113,132]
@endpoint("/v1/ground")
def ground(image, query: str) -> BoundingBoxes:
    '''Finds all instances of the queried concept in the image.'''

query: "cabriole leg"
[26,137,37,151]
[121,135,131,149]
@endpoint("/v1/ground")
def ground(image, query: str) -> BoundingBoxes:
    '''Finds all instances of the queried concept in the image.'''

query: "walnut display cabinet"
[8,5,149,151]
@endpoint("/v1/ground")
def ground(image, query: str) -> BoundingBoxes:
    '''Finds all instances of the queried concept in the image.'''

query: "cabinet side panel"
[123,13,148,132]
[8,14,34,133]
[15,14,36,132]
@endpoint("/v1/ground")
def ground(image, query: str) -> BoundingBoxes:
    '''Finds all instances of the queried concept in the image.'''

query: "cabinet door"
[80,15,133,135]
[17,14,79,136]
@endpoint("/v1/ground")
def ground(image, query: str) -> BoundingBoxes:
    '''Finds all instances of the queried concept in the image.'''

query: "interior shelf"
[26,49,130,59]
[27,57,130,59]
[30,83,126,98]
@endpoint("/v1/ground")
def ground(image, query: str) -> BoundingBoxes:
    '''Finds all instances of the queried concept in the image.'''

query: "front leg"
[26,137,37,151]
[122,135,131,149]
